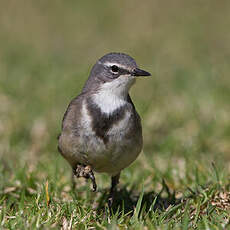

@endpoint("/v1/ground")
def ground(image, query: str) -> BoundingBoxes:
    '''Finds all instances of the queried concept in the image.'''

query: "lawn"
[0,1,230,229]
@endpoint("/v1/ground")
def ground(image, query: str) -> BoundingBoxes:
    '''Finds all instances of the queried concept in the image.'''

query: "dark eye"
[111,65,119,73]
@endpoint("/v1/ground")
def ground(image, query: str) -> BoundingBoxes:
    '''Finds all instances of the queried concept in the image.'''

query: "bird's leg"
[71,168,77,190]
[108,173,120,208]
[73,164,97,192]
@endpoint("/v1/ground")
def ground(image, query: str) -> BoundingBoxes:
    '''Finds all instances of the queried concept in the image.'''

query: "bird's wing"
[57,93,87,167]
[61,93,86,131]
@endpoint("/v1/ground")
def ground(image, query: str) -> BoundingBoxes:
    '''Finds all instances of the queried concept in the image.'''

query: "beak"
[132,68,151,77]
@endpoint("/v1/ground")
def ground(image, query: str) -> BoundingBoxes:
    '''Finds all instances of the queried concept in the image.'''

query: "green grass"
[1,1,230,229]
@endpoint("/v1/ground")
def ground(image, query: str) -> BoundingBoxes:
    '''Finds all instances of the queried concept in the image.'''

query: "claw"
[88,170,97,192]
[74,165,97,192]
[108,196,113,209]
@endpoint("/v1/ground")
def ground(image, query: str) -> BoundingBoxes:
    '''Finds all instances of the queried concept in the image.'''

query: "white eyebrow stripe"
[103,62,128,69]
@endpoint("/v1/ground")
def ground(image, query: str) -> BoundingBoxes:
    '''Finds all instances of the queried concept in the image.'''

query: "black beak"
[132,68,151,77]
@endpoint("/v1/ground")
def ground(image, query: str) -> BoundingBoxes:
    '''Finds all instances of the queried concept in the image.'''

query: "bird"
[58,52,151,206]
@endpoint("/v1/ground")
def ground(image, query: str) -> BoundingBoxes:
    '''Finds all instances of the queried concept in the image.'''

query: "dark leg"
[71,169,77,190]
[73,164,97,192]
[108,173,120,208]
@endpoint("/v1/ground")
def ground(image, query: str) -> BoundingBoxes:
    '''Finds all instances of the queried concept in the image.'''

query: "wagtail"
[58,52,151,206]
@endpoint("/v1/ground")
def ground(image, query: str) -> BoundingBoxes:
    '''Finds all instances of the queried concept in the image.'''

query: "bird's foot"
[108,195,114,209]
[74,165,97,192]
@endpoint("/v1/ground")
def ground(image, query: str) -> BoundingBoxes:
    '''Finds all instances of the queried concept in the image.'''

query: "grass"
[1,1,230,229]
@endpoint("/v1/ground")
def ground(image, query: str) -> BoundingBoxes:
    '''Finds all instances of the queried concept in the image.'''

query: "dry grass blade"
[45,180,50,207]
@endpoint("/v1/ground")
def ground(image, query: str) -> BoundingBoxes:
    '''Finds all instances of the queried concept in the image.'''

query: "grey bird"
[58,52,151,206]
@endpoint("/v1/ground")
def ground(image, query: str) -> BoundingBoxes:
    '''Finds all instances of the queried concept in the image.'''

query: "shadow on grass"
[96,180,181,215]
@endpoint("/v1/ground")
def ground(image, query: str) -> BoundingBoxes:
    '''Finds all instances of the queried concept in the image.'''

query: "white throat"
[92,76,135,114]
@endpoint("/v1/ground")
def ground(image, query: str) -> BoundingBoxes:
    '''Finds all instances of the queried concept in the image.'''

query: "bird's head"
[83,52,151,97]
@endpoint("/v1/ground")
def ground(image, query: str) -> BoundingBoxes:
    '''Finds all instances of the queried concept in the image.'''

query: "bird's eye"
[111,65,119,73]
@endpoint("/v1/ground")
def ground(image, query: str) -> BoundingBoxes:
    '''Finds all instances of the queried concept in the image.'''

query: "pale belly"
[78,132,142,175]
